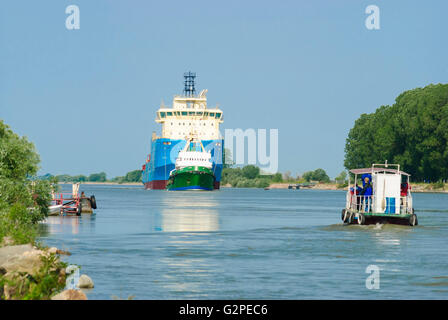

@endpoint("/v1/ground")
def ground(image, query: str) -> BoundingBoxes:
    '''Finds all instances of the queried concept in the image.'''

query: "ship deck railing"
[346,194,413,216]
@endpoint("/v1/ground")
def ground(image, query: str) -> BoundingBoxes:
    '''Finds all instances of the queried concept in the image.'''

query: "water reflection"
[158,193,219,232]
[154,193,221,296]
[43,214,96,235]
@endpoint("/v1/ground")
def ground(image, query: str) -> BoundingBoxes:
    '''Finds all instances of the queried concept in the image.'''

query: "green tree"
[124,170,142,182]
[335,171,348,184]
[344,83,448,181]
[223,148,234,169]
[271,173,283,183]
[88,172,107,182]
[0,120,52,244]
[242,165,260,179]
[302,168,330,182]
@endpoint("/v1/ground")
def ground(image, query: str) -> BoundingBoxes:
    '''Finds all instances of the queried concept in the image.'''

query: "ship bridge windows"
[167,112,173,116]
[182,111,188,116]
[209,112,215,117]
[160,112,166,118]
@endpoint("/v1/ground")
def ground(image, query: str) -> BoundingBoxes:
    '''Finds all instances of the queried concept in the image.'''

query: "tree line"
[45,170,143,184]
[221,165,346,188]
[344,83,448,182]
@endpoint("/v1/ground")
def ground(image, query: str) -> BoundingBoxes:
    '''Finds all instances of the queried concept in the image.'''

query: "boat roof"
[349,168,410,176]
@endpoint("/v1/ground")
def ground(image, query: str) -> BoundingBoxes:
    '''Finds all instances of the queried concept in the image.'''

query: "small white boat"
[341,162,417,226]
[48,204,63,216]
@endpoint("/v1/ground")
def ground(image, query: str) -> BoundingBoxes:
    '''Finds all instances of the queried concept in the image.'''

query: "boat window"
[160,112,166,118]
[182,112,187,116]
[196,112,203,116]
[188,112,194,116]
[209,113,215,117]
[215,113,221,119]
[204,112,209,116]
[167,112,173,116]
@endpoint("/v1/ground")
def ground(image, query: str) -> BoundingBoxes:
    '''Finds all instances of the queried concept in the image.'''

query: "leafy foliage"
[222,165,277,188]
[88,172,107,182]
[344,84,448,182]
[0,253,67,300]
[335,171,348,184]
[111,170,142,184]
[0,120,52,245]
[302,168,330,182]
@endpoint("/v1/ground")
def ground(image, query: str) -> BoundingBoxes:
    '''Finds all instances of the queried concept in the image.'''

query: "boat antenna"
[183,71,196,97]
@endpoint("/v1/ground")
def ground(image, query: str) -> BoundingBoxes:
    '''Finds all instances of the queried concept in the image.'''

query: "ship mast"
[183,71,196,97]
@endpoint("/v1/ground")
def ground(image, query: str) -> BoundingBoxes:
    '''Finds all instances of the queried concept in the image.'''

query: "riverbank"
[0,240,89,300]
[67,181,448,193]
[59,181,142,186]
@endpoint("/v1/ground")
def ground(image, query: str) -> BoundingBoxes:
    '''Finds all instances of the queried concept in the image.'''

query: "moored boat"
[341,162,418,226]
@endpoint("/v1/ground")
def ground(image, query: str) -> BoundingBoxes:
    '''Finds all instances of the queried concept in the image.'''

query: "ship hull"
[167,167,215,191]
[142,138,223,190]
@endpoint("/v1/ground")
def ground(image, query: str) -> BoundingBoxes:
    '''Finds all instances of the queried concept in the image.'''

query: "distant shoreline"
[58,181,447,193]
[58,181,142,186]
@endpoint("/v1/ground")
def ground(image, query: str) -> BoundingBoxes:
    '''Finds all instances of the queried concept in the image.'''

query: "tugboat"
[166,135,215,191]
[341,162,418,226]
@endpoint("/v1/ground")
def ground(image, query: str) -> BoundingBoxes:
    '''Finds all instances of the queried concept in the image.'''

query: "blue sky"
[1,0,447,179]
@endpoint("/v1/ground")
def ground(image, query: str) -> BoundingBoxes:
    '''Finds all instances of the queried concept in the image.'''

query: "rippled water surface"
[39,185,448,299]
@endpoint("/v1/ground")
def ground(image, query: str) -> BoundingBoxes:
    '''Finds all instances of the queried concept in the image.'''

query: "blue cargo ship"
[142,72,224,189]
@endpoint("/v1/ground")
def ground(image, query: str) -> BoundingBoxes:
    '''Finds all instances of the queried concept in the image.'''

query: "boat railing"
[346,193,412,215]
[50,192,81,215]
[347,195,373,213]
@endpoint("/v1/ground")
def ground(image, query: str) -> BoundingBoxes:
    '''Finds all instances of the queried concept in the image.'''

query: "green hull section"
[166,166,215,191]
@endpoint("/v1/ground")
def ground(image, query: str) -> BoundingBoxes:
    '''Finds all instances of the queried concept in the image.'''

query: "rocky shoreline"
[0,239,93,300]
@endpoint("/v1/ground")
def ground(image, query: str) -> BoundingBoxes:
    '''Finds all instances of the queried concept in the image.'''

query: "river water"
[39,185,448,299]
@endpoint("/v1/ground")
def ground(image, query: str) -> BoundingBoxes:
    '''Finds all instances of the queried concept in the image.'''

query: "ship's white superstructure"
[155,89,224,140]
[174,136,213,170]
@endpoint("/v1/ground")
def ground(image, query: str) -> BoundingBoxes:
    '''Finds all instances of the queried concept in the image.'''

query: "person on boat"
[400,182,409,196]
[350,184,363,211]
[400,182,410,211]
[360,175,373,212]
